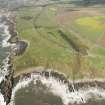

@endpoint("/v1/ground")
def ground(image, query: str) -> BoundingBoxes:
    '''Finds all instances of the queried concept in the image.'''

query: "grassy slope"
[73,15,105,60]
[74,16,105,42]
[14,7,74,77]
[14,6,105,79]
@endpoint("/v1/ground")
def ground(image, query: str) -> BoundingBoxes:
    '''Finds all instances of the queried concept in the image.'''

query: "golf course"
[13,0,105,79]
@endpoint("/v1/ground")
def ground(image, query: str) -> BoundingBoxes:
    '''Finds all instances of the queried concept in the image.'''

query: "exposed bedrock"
[14,40,28,56]
[0,56,14,105]
[14,70,105,93]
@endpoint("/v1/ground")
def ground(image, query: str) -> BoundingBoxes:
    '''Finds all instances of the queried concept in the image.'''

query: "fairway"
[13,4,105,79]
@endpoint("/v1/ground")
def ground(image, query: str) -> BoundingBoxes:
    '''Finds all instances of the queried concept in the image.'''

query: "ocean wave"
[9,72,105,105]
[0,93,6,105]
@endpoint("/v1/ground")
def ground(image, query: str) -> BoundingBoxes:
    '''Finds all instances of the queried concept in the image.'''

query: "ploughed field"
[13,2,105,79]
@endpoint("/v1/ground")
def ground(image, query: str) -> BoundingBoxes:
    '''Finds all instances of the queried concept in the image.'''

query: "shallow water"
[14,88,105,105]
[14,82,105,105]
[0,13,14,105]
[15,81,64,105]
[8,73,105,105]
[0,14,13,67]
[0,47,9,63]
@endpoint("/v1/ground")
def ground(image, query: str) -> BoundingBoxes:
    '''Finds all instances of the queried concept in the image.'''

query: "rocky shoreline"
[0,12,28,105]
[14,70,105,93]
[7,15,28,56]
[41,70,105,91]
[0,56,14,105]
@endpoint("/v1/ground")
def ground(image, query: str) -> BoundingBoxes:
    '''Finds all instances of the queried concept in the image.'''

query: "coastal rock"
[0,58,14,105]
[0,13,26,105]
[13,40,28,56]
[17,70,105,93]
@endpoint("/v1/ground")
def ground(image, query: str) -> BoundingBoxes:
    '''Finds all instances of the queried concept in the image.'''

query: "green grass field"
[14,7,73,77]
[14,5,105,79]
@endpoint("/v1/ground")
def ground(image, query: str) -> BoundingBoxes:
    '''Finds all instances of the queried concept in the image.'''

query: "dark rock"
[14,69,105,96]
[0,66,14,105]
[14,41,28,56]
[42,71,50,78]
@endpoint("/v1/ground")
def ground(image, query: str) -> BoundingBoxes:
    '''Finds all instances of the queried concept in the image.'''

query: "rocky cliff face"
[0,57,14,105]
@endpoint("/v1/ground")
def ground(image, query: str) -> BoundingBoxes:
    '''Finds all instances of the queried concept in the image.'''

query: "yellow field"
[75,16,105,31]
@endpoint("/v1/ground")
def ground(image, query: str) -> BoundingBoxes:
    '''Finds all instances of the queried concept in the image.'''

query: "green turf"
[14,6,105,79]
[73,16,105,43]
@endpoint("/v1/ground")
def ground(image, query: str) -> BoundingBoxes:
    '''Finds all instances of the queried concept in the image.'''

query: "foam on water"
[2,25,11,47]
[0,13,16,80]
[0,55,11,78]
[0,14,14,105]
[0,13,16,48]
[0,22,12,82]
[0,93,6,105]
[9,73,105,105]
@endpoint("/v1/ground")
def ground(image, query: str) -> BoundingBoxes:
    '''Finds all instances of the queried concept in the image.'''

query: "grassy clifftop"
[14,5,105,79]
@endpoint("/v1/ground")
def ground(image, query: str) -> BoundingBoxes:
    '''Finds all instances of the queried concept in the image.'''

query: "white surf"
[9,73,105,105]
